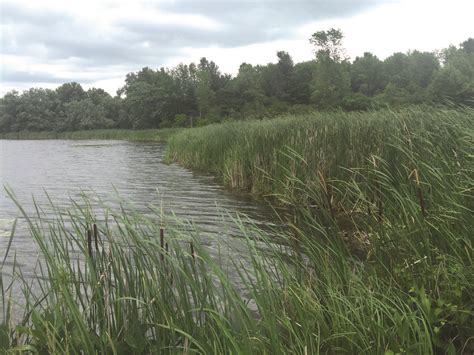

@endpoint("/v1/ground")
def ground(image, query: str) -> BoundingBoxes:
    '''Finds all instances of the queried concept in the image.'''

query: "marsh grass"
[1,190,459,354]
[0,107,472,353]
[0,128,183,142]
[165,106,474,352]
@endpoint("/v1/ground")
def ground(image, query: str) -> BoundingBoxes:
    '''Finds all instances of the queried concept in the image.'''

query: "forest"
[0,30,473,132]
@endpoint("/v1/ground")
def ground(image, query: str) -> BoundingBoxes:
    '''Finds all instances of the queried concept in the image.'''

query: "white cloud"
[172,39,314,74]
[302,0,474,60]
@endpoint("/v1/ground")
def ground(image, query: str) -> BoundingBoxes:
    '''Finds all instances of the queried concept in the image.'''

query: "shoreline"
[0,127,183,142]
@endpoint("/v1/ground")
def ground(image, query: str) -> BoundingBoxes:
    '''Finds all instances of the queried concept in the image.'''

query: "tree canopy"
[1,30,473,133]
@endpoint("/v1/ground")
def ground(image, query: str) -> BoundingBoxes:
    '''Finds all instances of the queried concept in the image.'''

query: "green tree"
[311,60,351,108]
[429,42,474,105]
[382,51,439,105]
[461,38,474,54]
[86,88,123,128]
[351,52,386,96]
[195,70,216,121]
[64,99,114,130]
[309,28,350,108]
[119,67,177,128]
[14,88,62,131]
[195,58,219,122]
[233,63,265,116]
[407,51,439,89]
[310,28,346,62]
[0,90,20,132]
[383,53,411,88]
[274,51,297,103]
[293,61,317,104]
[56,82,86,103]
[170,63,198,119]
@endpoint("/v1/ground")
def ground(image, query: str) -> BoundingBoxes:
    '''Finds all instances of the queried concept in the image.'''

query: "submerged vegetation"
[1,106,473,352]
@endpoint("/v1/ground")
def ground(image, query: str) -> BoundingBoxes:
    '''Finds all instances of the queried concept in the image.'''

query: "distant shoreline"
[0,127,182,142]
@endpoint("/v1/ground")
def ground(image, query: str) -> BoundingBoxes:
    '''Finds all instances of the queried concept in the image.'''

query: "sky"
[0,0,473,97]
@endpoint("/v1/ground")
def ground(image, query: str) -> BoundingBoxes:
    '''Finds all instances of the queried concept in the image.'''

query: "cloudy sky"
[1,0,472,96]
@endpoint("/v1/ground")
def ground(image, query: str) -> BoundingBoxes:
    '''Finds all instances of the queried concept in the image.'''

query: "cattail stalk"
[160,227,165,262]
[87,229,93,263]
[93,223,100,252]
[411,168,426,217]
[190,242,195,263]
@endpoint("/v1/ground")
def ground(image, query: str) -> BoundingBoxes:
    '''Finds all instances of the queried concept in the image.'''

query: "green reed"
[1,190,455,354]
[0,128,183,142]
[165,106,474,352]
[0,106,472,353]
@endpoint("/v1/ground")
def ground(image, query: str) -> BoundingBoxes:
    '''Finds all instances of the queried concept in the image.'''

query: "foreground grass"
[0,192,462,354]
[0,128,183,142]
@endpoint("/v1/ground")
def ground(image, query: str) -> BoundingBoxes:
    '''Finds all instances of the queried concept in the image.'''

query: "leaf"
[0,324,10,350]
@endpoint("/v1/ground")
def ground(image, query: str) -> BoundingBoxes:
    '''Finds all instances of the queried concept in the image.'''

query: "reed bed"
[165,106,474,352]
[0,106,472,352]
[1,191,462,354]
[0,128,183,141]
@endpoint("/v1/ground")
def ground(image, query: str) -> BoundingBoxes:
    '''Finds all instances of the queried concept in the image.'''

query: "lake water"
[0,140,276,303]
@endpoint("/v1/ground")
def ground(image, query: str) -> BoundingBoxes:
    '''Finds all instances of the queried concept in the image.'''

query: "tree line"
[1,29,473,132]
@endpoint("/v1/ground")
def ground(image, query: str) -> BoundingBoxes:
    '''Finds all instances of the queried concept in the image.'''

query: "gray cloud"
[0,69,97,84]
[1,0,384,94]
[158,0,378,27]
[117,19,290,49]
[1,5,178,67]
[0,2,73,26]
[125,0,380,48]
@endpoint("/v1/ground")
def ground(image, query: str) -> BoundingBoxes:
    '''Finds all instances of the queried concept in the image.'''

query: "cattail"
[377,196,383,221]
[411,168,426,217]
[190,242,195,263]
[317,169,334,219]
[87,229,93,262]
[160,227,165,261]
[372,156,383,221]
[93,223,100,252]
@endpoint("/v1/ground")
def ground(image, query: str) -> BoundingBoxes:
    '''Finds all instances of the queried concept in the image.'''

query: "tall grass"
[0,128,183,141]
[0,191,452,353]
[166,106,474,352]
[0,106,472,352]
[166,107,472,199]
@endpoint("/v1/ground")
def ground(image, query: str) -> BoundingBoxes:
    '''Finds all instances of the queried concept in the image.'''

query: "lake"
[0,140,276,302]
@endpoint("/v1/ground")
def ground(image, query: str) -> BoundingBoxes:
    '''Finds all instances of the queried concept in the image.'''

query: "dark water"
[0,140,275,292]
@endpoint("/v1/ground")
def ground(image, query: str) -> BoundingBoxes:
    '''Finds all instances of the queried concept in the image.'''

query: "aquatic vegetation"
[0,128,182,142]
[0,107,473,352]
[166,106,474,352]
[1,191,466,354]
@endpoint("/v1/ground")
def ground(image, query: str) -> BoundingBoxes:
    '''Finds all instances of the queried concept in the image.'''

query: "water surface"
[0,140,275,284]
